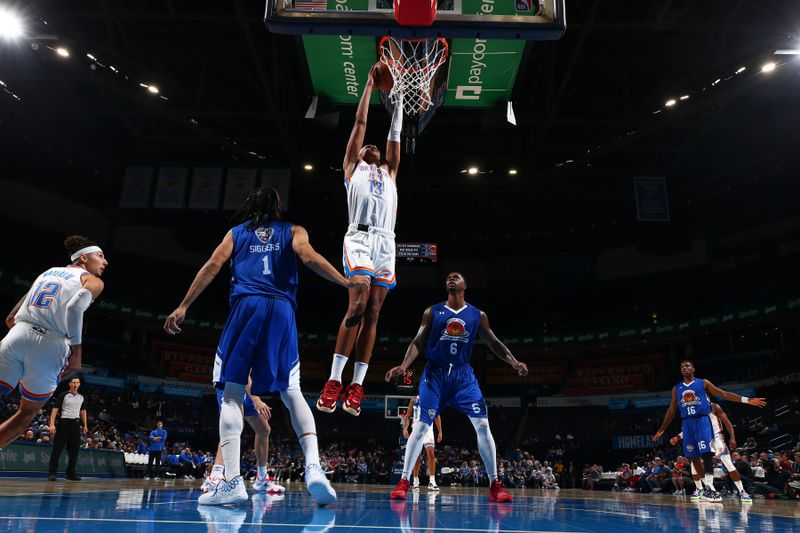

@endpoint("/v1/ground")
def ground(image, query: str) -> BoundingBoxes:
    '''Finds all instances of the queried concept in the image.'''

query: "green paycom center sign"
[302,0,531,107]
[0,442,126,477]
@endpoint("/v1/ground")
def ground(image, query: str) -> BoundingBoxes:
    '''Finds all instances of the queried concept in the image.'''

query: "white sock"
[329,354,348,382]
[211,464,225,480]
[257,465,267,479]
[470,417,498,483]
[703,474,715,490]
[352,362,369,385]
[220,382,246,480]
[281,387,321,467]
[402,423,430,480]
[430,475,436,484]
[734,479,744,493]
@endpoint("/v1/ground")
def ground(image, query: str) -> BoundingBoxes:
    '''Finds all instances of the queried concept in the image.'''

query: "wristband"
[740,396,749,404]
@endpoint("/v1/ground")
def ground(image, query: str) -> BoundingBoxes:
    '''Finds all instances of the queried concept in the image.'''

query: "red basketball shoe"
[342,384,365,416]
[390,478,411,500]
[489,480,513,502]
[316,380,343,413]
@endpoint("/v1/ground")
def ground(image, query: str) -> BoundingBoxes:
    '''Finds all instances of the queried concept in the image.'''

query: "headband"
[70,246,102,261]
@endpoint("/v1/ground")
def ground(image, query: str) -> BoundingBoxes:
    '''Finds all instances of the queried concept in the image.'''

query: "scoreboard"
[397,242,438,263]
[395,368,415,391]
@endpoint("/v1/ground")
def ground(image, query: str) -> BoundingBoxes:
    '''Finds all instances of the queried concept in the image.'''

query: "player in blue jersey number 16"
[385,272,528,503]
[653,359,765,503]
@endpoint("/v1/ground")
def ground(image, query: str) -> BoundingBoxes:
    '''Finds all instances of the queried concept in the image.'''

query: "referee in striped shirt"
[48,377,88,481]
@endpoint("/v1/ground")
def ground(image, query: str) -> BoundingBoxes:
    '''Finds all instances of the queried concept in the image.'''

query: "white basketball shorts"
[342,224,396,290]
[0,323,70,401]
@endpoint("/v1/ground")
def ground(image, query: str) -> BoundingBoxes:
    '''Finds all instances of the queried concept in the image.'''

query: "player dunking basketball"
[0,235,107,449]
[317,64,403,416]
[164,187,366,505]
[653,359,765,503]
[385,272,528,502]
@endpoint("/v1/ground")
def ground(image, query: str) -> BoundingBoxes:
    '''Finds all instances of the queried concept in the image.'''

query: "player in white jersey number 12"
[317,63,402,417]
[0,235,107,449]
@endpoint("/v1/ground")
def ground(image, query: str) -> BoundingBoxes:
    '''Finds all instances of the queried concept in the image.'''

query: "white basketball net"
[378,36,449,116]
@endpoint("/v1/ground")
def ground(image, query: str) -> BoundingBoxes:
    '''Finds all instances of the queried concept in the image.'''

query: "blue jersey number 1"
[262,256,272,275]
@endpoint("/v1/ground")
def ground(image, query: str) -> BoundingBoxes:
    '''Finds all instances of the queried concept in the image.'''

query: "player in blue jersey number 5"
[385,272,528,503]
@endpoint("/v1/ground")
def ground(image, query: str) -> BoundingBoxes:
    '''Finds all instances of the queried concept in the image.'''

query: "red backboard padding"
[394,0,437,26]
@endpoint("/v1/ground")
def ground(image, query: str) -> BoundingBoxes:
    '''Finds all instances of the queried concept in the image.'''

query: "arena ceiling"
[1,0,800,246]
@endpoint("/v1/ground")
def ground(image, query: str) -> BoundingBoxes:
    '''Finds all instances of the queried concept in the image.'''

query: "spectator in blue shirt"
[136,440,148,455]
[179,447,197,479]
[145,421,167,480]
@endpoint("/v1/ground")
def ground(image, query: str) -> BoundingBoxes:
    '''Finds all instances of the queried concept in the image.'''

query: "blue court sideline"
[0,481,797,532]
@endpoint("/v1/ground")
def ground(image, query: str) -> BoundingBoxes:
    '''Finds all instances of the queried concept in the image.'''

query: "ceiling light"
[147,85,159,94]
[679,95,689,101]
[508,169,518,175]
[736,66,746,74]
[303,164,313,171]
[0,8,24,40]
[86,53,96,60]
[774,49,800,55]
[55,47,69,58]
[761,62,776,73]
[665,99,676,107]
[467,167,478,175]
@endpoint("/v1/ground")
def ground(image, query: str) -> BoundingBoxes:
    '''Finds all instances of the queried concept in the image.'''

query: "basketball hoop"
[378,36,448,116]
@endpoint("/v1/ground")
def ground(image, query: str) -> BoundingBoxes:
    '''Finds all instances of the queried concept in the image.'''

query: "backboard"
[265,0,566,40]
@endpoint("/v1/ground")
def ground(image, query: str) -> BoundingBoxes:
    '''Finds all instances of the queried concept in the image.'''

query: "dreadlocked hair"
[64,235,98,256]
[232,187,283,230]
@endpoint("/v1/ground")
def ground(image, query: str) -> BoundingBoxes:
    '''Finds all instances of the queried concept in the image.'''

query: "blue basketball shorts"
[681,416,714,458]
[215,295,299,395]
[215,388,258,418]
[416,365,487,426]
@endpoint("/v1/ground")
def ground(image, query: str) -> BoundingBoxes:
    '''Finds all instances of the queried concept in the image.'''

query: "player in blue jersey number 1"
[385,272,528,502]
[164,187,367,506]
[653,359,765,503]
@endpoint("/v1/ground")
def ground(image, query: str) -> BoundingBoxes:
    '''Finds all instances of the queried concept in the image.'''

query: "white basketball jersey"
[14,266,89,337]
[346,161,397,232]
[412,397,421,424]
[709,412,723,438]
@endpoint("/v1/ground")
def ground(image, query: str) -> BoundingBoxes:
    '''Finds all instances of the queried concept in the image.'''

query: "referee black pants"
[48,419,81,476]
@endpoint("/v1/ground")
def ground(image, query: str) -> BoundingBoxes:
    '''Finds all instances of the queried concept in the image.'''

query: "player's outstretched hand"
[652,430,664,442]
[60,346,82,380]
[164,307,186,335]
[252,397,272,421]
[669,436,679,446]
[748,397,767,408]
[512,361,528,376]
[402,428,410,440]
[385,366,405,382]
[437,433,443,444]
[729,438,737,450]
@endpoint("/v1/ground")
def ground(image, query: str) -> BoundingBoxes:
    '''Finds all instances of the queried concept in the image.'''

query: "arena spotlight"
[679,95,689,101]
[467,167,479,175]
[0,8,24,40]
[147,85,159,94]
[665,99,676,107]
[508,169,518,175]
[55,46,69,58]
[303,164,313,171]
[736,66,746,74]
[761,62,776,73]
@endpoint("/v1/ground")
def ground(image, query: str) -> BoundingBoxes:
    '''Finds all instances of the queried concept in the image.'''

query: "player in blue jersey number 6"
[653,359,765,503]
[164,187,367,506]
[385,272,528,503]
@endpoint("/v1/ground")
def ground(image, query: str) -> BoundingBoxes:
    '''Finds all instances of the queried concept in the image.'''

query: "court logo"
[255,227,274,244]
[441,317,469,342]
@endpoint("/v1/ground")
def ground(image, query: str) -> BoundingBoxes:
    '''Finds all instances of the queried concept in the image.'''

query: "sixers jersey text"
[228,221,297,309]
[425,303,481,367]
[676,379,712,418]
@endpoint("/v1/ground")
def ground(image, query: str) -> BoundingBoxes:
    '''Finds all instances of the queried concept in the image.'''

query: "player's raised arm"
[477,311,528,376]
[343,69,375,177]
[385,93,402,179]
[385,307,433,382]
[653,387,678,442]
[62,275,105,378]
[164,230,234,335]
[712,404,737,449]
[291,225,367,290]
[704,380,766,407]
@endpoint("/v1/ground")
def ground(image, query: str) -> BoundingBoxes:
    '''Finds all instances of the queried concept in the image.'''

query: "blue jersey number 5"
[29,281,62,309]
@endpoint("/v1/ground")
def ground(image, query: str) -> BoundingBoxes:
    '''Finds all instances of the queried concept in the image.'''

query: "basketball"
[371,61,394,91]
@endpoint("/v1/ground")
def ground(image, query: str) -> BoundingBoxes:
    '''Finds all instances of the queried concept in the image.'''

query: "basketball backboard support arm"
[265,0,566,41]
